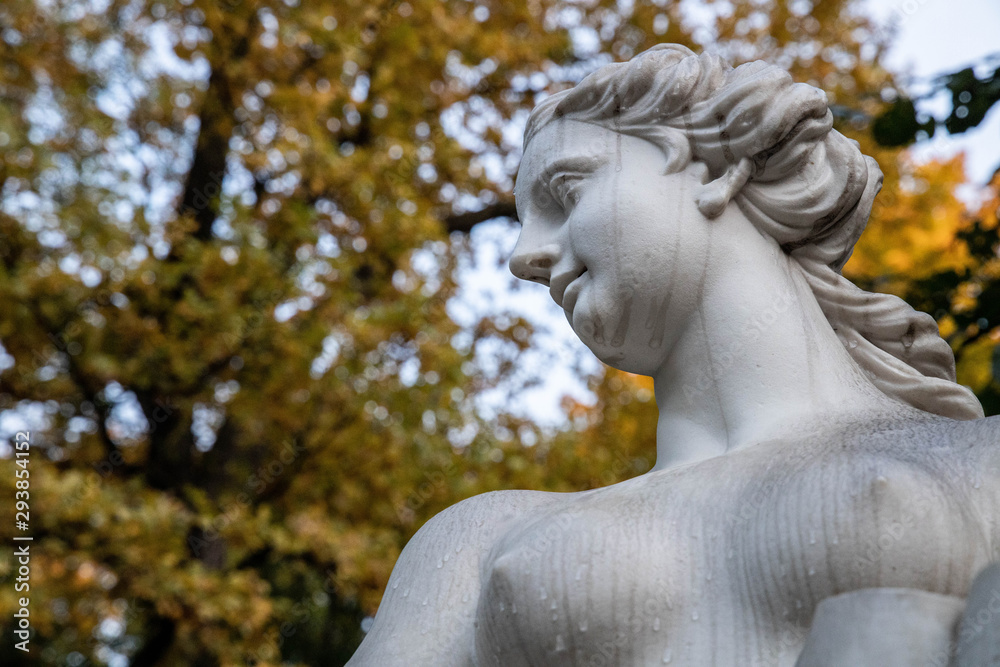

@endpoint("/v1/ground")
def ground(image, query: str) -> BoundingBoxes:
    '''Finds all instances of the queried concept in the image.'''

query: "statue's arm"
[346,490,552,667]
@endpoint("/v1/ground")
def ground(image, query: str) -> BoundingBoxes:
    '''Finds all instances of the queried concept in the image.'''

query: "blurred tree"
[847,167,1000,416]
[852,50,1000,417]
[0,1,572,664]
[871,52,1000,147]
[0,0,993,666]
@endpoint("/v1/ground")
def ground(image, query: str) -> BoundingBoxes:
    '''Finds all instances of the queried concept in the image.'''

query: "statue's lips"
[560,269,587,316]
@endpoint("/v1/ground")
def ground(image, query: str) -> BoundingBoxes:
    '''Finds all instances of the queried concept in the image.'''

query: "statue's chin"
[581,336,653,376]
[594,347,629,370]
[571,310,660,376]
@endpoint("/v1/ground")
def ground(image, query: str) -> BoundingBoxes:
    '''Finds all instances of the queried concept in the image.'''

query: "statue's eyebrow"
[531,154,604,200]
[514,151,603,220]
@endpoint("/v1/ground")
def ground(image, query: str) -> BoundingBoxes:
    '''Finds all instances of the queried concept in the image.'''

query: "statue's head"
[511,44,983,420]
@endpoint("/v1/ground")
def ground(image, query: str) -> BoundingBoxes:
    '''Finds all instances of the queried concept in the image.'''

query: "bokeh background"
[0,0,998,665]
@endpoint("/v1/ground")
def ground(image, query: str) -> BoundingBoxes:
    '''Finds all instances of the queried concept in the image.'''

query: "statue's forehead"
[515,120,615,194]
[522,118,615,158]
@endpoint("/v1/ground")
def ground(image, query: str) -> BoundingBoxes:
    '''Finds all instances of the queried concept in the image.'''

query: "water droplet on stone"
[653,617,661,631]
[662,647,673,663]
[540,588,548,600]
[555,634,567,652]
[579,619,588,632]
[422,598,428,606]
[691,610,699,621]
[551,600,558,610]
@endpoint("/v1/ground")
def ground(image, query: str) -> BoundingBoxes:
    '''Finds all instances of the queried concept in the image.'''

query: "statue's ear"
[695,157,752,218]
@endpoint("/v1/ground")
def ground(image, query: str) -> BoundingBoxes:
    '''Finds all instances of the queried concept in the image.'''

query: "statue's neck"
[650,252,902,471]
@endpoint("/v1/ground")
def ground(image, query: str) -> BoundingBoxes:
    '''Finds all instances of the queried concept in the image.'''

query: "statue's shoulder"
[396,488,566,576]
[414,488,560,545]
[831,413,1000,468]
[348,489,562,666]
[879,414,1000,472]
[900,413,1000,449]
[826,414,1000,521]
[938,414,1000,487]
[736,415,1000,517]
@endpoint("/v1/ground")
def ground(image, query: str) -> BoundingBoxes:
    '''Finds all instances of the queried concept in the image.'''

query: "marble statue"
[348,45,1000,666]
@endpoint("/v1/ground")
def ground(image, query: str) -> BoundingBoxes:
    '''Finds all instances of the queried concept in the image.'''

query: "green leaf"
[872,97,936,147]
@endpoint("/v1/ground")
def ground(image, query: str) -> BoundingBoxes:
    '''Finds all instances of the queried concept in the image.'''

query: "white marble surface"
[347,45,1000,666]
[954,563,1000,666]
[795,588,965,666]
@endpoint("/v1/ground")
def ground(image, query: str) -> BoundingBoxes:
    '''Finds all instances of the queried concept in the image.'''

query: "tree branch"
[442,199,518,234]
[64,354,118,458]
[20,301,124,462]
[175,18,258,245]
[129,613,177,666]
[177,69,233,242]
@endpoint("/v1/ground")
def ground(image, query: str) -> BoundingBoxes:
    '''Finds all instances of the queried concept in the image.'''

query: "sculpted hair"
[524,44,984,420]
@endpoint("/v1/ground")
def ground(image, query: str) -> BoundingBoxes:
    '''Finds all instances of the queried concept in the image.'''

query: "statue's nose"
[509,233,560,286]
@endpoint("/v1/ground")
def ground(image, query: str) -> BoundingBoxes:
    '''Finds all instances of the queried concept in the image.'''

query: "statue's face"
[511,119,713,375]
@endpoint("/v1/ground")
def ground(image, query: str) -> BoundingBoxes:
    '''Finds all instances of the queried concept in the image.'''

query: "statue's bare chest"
[472,447,987,666]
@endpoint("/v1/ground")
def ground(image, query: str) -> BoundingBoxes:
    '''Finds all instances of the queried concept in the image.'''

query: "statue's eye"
[549,173,584,211]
